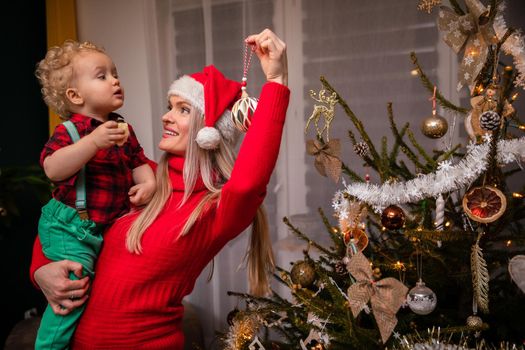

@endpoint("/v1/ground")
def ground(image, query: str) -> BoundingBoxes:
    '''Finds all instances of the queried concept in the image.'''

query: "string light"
[511,93,519,101]
[475,85,485,94]
[512,192,524,198]
[506,240,512,247]
[445,221,451,228]
[410,69,419,76]
[394,261,406,271]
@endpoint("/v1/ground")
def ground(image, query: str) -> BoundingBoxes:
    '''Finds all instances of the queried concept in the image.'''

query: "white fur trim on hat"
[196,126,221,149]
[168,75,204,113]
[169,74,241,149]
[215,110,239,144]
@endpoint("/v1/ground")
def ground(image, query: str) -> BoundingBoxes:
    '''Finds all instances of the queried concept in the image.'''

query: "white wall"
[76,0,157,160]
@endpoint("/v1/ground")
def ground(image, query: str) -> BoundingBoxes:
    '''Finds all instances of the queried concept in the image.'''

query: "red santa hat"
[167,65,242,149]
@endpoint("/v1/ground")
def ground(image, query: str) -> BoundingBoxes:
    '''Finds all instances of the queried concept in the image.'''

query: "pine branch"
[448,0,465,15]
[283,216,336,258]
[318,208,347,254]
[439,322,489,334]
[497,28,515,53]
[320,76,383,173]
[347,128,358,144]
[226,290,282,307]
[388,122,409,161]
[380,136,389,175]
[387,102,428,172]
[406,228,474,241]
[397,160,416,180]
[434,143,462,162]
[407,129,436,166]
[348,131,376,169]
[410,52,468,115]
[341,162,364,182]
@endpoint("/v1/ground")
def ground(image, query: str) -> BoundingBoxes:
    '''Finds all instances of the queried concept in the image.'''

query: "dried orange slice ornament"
[462,186,507,224]
[343,227,369,256]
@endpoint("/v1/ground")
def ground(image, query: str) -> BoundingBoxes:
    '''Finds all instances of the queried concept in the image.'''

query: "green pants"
[35,198,103,350]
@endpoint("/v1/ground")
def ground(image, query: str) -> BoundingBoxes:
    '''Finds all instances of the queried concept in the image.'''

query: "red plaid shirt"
[40,113,149,225]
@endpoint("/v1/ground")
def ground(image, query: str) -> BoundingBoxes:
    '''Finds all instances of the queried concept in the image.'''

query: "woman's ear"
[66,88,83,106]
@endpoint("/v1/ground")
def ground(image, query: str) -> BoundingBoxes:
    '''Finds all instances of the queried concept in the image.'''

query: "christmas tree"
[223,1,525,349]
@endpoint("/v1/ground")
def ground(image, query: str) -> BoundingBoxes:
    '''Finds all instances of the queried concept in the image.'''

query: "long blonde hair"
[126,107,275,296]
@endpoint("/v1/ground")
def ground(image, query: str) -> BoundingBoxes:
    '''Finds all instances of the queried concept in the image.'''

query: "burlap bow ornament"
[437,0,498,93]
[346,252,408,344]
[306,139,342,183]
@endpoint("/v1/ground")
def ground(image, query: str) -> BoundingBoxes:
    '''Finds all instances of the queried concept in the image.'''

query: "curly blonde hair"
[35,40,105,118]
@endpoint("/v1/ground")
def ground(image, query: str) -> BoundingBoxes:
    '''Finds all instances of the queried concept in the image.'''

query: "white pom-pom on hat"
[195,126,221,149]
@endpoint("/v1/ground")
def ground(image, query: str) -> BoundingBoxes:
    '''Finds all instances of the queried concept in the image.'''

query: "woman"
[30,29,289,348]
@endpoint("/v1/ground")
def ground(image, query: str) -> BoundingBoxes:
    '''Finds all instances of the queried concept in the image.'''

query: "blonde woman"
[30,29,288,348]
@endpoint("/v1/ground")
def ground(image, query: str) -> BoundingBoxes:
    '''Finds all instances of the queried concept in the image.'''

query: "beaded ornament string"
[231,43,259,132]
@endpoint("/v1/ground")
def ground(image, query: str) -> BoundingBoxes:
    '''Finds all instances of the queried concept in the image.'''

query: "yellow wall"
[45,0,77,135]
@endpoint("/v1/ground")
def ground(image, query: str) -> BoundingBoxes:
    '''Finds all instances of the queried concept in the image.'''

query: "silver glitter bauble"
[479,110,501,131]
[466,315,483,328]
[407,279,437,315]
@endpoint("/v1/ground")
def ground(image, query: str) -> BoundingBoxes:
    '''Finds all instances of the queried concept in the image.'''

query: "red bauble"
[381,205,406,230]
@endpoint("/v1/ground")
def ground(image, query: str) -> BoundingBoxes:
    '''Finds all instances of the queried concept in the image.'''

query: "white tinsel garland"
[494,2,525,90]
[333,137,525,212]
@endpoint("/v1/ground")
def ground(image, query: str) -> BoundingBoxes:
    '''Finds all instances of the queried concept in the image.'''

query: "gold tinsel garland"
[224,313,261,350]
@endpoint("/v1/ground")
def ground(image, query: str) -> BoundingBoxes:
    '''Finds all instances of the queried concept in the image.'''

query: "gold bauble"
[466,315,483,328]
[290,260,316,288]
[421,114,448,138]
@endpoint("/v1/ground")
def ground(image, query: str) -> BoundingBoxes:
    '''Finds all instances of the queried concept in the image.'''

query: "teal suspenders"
[62,121,89,220]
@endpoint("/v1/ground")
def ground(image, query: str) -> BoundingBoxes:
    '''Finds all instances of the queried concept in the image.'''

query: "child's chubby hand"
[89,121,127,149]
[128,180,156,207]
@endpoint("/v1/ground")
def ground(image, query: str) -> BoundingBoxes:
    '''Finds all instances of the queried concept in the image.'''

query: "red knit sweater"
[30,82,290,349]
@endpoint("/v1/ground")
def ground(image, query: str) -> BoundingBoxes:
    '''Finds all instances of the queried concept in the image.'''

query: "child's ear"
[66,88,83,106]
